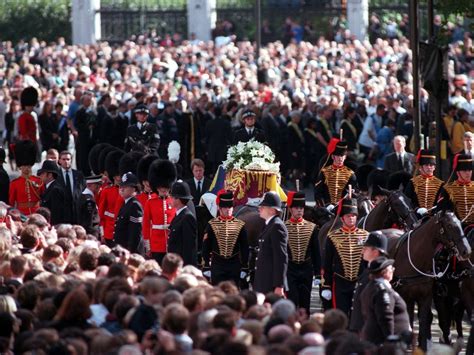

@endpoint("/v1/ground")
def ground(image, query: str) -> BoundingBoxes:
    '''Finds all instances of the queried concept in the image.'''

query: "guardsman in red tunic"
[98,149,124,247]
[143,159,177,264]
[88,143,113,202]
[136,154,158,208]
[9,140,44,215]
[18,87,38,143]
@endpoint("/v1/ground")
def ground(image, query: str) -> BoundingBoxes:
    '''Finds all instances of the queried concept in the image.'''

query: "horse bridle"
[434,211,467,258]
[386,192,416,229]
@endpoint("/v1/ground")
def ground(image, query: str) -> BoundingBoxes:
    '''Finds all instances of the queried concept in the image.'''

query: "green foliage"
[0,0,71,43]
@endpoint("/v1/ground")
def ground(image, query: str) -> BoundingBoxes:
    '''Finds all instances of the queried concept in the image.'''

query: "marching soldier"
[136,154,158,208]
[142,159,177,264]
[322,197,369,315]
[114,172,144,254]
[285,191,321,314]
[404,149,444,214]
[124,104,160,155]
[202,190,249,286]
[98,149,125,247]
[77,175,102,238]
[314,140,358,206]
[9,140,44,215]
[438,153,474,230]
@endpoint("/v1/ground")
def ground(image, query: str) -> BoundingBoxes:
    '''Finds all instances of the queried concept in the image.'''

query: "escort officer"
[77,175,102,238]
[285,191,321,315]
[253,192,288,297]
[404,149,444,215]
[38,160,65,225]
[322,197,369,315]
[314,140,358,206]
[202,190,249,286]
[124,104,160,155]
[114,172,144,254]
[9,140,44,215]
[349,231,388,333]
[142,159,177,264]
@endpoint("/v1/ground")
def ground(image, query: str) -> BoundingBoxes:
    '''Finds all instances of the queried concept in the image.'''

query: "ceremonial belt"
[212,251,240,259]
[152,224,169,230]
[290,257,312,265]
[17,202,40,208]
[334,272,358,282]
[104,211,115,218]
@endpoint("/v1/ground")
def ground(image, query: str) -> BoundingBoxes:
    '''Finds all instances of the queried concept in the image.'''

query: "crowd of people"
[0,14,472,355]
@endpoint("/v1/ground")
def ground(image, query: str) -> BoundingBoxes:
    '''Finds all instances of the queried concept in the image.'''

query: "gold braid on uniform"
[285,219,316,263]
[328,228,368,281]
[321,165,353,205]
[209,217,245,258]
[412,175,443,209]
[26,178,43,200]
[443,181,474,224]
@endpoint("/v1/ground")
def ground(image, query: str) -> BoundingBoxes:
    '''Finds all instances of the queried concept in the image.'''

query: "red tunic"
[136,192,157,209]
[18,112,37,142]
[142,196,176,253]
[98,185,123,240]
[9,175,44,215]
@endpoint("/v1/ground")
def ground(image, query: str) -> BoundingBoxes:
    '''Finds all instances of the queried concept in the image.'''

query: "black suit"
[383,152,415,175]
[114,197,144,254]
[77,191,100,237]
[253,215,288,294]
[185,177,212,206]
[57,168,85,224]
[168,207,198,266]
[40,180,66,225]
[205,115,234,173]
[349,268,370,332]
[233,127,266,144]
[261,114,280,156]
[0,165,9,204]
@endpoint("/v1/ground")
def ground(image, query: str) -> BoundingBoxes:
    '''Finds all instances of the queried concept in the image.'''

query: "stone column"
[347,0,369,41]
[72,0,101,45]
[187,0,216,41]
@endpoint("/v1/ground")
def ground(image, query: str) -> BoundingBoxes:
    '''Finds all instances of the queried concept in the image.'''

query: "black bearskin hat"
[20,87,39,108]
[356,164,376,192]
[387,171,412,191]
[105,150,124,179]
[148,159,177,192]
[367,169,390,198]
[98,146,117,175]
[14,140,37,167]
[119,151,144,177]
[89,143,111,175]
[137,154,159,184]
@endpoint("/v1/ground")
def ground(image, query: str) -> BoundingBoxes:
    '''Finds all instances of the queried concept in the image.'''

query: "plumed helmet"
[356,164,376,192]
[216,190,234,208]
[453,153,473,172]
[367,169,390,198]
[20,87,39,108]
[14,140,37,167]
[387,171,412,191]
[105,150,125,179]
[338,197,358,216]
[148,159,177,192]
[137,154,159,184]
[287,191,305,208]
[89,143,111,175]
[119,151,144,176]
[98,146,117,175]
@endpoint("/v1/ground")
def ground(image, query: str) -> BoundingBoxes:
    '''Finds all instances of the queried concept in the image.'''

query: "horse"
[387,211,472,351]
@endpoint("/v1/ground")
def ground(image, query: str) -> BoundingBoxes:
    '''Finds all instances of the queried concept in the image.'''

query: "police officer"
[360,256,411,346]
[77,175,102,238]
[349,231,388,333]
[322,197,369,315]
[114,172,144,254]
[285,191,321,314]
[202,190,249,286]
[404,149,444,215]
[124,104,160,155]
[314,140,358,206]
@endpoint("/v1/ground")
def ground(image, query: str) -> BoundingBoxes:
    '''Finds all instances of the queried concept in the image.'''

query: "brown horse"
[387,211,472,351]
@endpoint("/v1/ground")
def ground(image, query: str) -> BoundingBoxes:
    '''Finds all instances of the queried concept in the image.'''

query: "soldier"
[314,140,358,206]
[202,190,249,286]
[98,149,125,247]
[143,159,177,264]
[9,140,44,215]
[349,231,388,333]
[438,153,474,230]
[38,160,65,225]
[77,175,102,237]
[124,104,160,155]
[285,191,321,315]
[136,154,158,208]
[114,172,144,254]
[404,149,444,215]
[322,197,369,315]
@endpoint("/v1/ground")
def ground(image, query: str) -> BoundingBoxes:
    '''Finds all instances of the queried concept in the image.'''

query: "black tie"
[197,180,202,196]
[398,154,403,170]
[65,171,72,195]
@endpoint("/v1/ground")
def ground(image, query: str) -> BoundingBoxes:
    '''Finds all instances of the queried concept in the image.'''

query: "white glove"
[321,290,332,300]
[326,204,335,212]
[313,278,321,287]
[417,208,428,216]
[144,240,151,253]
[203,270,211,278]
[240,271,247,279]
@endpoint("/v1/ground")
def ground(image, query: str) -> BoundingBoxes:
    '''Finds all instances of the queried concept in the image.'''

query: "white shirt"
[82,187,94,196]
[265,215,277,225]
[176,206,187,216]
[194,177,203,190]
[124,196,133,204]
[246,128,254,135]
[46,180,54,189]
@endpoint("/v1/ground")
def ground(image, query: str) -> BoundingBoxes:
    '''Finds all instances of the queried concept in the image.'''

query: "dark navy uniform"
[114,196,144,254]
[124,122,160,155]
[202,216,249,286]
[78,189,101,237]
[41,180,66,225]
